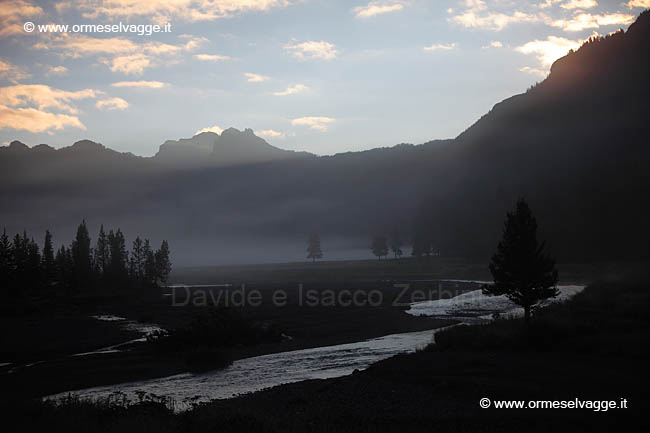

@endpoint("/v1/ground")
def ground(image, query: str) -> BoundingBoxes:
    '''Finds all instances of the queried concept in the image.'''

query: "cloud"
[102,53,151,75]
[46,65,68,76]
[537,0,561,8]
[482,41,503,48]
[551,12,634,31]
[519,66,548,77]
[291,116,335,132]
[284,40,338,61]
[33,34,141,56]
[0,59,29,83]
[256,129,286,139]
[449,0,540,31]
[96,97,129,111]
[195,125,223,135]
[273,84,309,96]
[560,0,597,9]
[0,84,91,134]
[73,0,292,24]
[352,1,406,18]
[423,42,457,51]
[32,34,206,75]
[463,0,487,9]
[0,83,128,132]
[627,0,650,8]
[244,72,270,82]
[0,105,85,132]
[0,0,43,38]
[516,35,582,67]
[194,53,231,62]
[111,80,167,88]
[0,84,99,114]
[451,10,540,31]
[452,1,631,32]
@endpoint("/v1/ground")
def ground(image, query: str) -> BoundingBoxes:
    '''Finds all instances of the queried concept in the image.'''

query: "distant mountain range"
[3,126,312,169]
[2,11,649,264]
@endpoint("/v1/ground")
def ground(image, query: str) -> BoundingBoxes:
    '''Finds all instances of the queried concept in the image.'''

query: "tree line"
[0,220,171,295]
[371,229,441,261]
[306,229,439,262]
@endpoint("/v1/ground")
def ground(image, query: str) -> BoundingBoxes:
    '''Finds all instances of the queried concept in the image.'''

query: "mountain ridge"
[1,129,437,164]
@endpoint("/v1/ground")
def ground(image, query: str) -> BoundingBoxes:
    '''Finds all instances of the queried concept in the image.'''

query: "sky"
[0,0,647,156]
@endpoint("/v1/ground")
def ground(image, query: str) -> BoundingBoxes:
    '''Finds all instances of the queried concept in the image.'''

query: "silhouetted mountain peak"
[32,144,55,153]
[68,139,106,152]
[221,127,253,135]
[192,131,219,140]
[541,10,650,90]
[627,9,650,36]
[6,140,28,151]
[217,127,262,143]
[155,127,312,167]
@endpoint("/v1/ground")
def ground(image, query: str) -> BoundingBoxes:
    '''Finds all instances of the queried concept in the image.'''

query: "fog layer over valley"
[2,12,650,265]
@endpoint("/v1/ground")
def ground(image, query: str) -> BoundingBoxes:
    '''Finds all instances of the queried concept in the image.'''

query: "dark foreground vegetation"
[147,309,283,372]
[6,273,648,432]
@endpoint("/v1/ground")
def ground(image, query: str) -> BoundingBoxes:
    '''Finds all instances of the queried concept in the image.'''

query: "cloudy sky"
[0,0,647,155]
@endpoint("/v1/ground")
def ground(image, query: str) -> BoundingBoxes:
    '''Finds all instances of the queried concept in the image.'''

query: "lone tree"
[372,235,388,260]
[483,199,559,324]
[390,229,403,259]
[307,233,323,263]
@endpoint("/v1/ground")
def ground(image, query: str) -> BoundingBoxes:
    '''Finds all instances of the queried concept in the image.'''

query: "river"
[47,282,584,409]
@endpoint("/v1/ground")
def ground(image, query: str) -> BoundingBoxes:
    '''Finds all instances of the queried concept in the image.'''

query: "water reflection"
[50,328,445,409]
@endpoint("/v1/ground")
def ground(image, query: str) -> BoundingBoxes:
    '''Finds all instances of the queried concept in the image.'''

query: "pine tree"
[411,227,432,258]
[106,230,116,280]
[130,236,144,285]
[107,229,128,286]
[306,233,323,263]
[12,232,29,293]
[143,239,156,287]
[0,229,14,293]
[411,237,424,258]
[55,246,66,286]
[154,240,171,284]
[26,237,41,288]
[94,225,109,280]
[390,229,403,259]
[55,245,74,293]
[42,230,55,286]
[482,199,559,324]
[372,235,388,260]
[71,220,92,289]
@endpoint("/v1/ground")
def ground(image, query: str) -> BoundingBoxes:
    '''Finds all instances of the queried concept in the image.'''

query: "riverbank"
[2,308,451,400]
[2,261,478,399]
[9,275,648,432]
